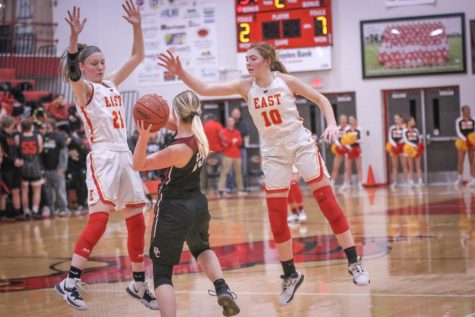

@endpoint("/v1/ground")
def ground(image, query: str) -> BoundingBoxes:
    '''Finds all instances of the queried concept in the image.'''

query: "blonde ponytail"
[191,115,210,158]
[172,90,210,158]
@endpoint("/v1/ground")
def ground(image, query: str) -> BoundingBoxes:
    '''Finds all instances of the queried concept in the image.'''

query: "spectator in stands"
[202,113,223,193]
[230,107,250,191]
[42,119,69,217]
[0,115,22,221]
[218,117,245,196]
[67,125,89,214]
[67,106,82,132]
[32,107,48,132]
[17,119,44,219]
[46,94,70,122]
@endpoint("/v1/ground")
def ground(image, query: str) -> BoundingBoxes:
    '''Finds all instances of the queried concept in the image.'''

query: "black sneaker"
[55,277,87,310]
[210,288,240,316]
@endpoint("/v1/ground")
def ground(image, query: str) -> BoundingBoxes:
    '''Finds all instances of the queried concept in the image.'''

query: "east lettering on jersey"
[104,94,123,107]
[253,93,282,109]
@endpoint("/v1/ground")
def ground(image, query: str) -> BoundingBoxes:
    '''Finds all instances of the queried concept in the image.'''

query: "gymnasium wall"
[52,0,475,184]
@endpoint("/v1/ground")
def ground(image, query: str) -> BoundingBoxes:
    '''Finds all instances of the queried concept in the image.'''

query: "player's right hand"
[136,120,152,138]
[65,6,87,37]
[157,50,183,76]
[321,124,339,143]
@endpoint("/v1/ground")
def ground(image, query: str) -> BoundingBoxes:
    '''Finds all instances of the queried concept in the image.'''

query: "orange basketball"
[133,94,169,132]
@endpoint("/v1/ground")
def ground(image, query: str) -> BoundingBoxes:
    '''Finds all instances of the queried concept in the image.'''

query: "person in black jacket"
[17,119,44,219]
[0,116,22,220]
[42,119,69,216]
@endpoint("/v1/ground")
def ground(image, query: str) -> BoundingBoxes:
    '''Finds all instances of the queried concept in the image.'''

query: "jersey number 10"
[261,109,282,127]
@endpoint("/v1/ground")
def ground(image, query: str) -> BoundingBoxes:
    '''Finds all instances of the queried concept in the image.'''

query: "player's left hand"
[321,124,339,143]
[122,0,141,25]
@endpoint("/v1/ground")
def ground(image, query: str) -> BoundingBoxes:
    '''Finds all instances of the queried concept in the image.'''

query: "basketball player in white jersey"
[55,2,158,311]
[158,42,370,306]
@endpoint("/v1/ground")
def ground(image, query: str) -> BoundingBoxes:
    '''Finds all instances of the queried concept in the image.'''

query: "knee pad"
[266,197,291,243]
[153,263,173,289]
[313,186,349,234]
[126,213,146,263]
[74,212,109,258]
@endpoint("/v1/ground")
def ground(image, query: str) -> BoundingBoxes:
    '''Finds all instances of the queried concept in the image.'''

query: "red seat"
[23,90,50,101]
[0,69,16,80]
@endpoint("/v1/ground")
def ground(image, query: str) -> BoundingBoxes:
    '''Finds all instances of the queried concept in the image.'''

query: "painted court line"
[55,289,475,298]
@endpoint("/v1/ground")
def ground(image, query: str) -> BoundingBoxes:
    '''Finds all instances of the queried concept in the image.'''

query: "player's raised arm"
[63,6,90,107]
[107,0,144,86]
[157,50,247,99]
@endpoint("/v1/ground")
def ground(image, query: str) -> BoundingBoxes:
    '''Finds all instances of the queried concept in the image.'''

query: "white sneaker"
[298,210,307,223]
[287,213,299,223]
[126,281,159,310]
[55,277,88,310]
[279,271,304,306]
[417,178,424,187]
[357,182,364,190]
[454,178,463,187]
[390,182,397,189]
[339,183,350,191]
[42,206,51,218]
[407,180,414,188]
[348,257,370,286]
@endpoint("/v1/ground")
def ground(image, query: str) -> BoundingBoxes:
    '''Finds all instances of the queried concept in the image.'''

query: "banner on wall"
[385,0,436,7]
[135,0,219,85]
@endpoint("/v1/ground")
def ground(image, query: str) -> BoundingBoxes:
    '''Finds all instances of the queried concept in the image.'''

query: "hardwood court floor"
[0,186,474,317]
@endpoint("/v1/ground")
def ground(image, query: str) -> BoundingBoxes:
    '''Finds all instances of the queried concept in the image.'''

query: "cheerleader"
[341,116,363,190]
[402,117,424,187]
[330,114,349,186]
[387,114,408,188]
[455,105,475,186]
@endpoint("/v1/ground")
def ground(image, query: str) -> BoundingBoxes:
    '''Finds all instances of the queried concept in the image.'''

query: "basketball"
[133,94,170,132]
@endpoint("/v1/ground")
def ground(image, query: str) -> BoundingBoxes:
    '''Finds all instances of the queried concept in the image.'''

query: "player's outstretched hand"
[321,124,339,143]
[136,120,152,139]
[65,6,87,37]
[157,50,183,76]
[122,0,141,26]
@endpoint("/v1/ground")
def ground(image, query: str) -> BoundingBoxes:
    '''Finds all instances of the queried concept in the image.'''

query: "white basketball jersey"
[247,74,305,145]
[76,80,128,145]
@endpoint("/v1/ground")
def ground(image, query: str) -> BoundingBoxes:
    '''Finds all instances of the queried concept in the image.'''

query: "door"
[384,86,460,184]
[423,87,460,183]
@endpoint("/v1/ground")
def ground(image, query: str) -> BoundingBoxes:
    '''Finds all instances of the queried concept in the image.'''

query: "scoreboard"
[235,0,333,73]
[236,0,332,52]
